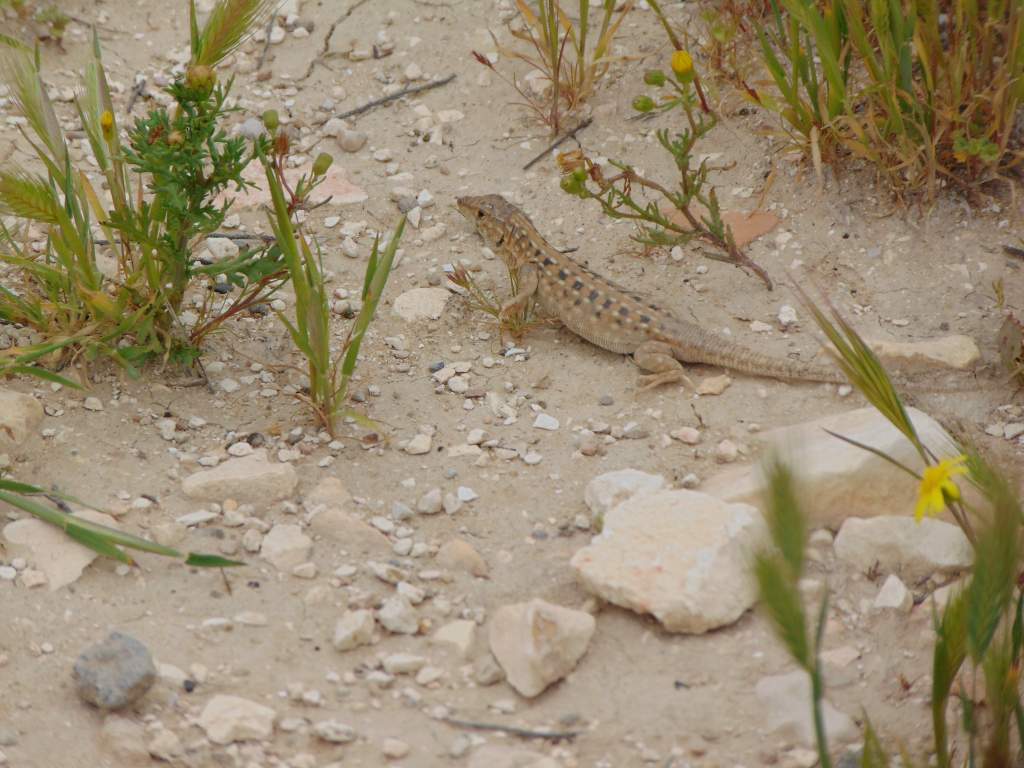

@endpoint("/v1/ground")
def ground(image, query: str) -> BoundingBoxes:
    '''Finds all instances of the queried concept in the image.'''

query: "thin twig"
[441,717,582,742]
[522,117,593,170]
[334,74,457,121]
[299,0,372,81]
[256,14,275,71]
[126,75,147,114]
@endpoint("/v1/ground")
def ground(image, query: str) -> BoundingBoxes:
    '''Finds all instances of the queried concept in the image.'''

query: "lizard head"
[456,194,535,269]
[456,192,519,235]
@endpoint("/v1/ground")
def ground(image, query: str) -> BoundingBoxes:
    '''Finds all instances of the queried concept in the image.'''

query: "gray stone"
[73,632,156,710]
[377,594,418,635]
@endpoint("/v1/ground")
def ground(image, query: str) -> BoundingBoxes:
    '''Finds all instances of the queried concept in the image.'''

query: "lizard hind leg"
[634,340,695,391]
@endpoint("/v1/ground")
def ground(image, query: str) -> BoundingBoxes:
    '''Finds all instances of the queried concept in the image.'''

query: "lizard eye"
[477,210,484,218]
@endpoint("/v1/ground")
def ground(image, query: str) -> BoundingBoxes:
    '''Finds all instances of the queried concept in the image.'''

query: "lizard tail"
[677,327,846,384]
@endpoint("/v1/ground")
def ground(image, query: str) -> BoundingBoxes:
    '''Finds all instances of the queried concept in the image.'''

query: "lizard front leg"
[499,263,540,324]
[634,340,695,391]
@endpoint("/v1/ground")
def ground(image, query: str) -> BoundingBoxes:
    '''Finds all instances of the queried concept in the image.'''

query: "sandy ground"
[1,1,1022,767]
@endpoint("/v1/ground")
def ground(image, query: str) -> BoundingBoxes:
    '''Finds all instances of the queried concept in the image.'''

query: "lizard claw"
[637,371,695,391]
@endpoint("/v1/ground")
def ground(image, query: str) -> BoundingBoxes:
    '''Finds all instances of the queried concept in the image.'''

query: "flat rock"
[260,524,312,571]
[583,468,666,519]
[867,334,980,371]
[436,538,489,577]
[0,389,43,451]
[198,695,276,744]
[571,489,767,633]
[392,287,450,322]
[755,671,857,747]
[468,745,560,768]
[307,508,390,552]
[488,598,595,698]
[702,407,963,527]
[73,632,156,710]
[3,509,119,590]
[834,516,972,581]
[182,448,297,503]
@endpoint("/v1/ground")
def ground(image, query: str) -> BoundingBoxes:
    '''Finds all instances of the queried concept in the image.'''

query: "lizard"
[455,193,847,390]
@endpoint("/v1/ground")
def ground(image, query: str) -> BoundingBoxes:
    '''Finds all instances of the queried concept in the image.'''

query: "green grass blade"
[185,553,245,568]
[3,366,83,389]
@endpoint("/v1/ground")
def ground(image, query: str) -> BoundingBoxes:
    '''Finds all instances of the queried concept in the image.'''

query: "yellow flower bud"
[99,110,114,138]
[167,130,184,147]
[671,49,694,83]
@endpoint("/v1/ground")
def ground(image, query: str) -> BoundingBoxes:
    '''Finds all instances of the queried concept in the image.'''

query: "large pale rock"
[260,524,312,571]
[198,695,276,744]
[755,671,857,747]
[0,389,43,450]
[181,449,297,503]
[304,476,389,553]
[3,509,119,590]
[468,745,560,768]
[834,516,972,581]
[583,468,666,519]
[392,287,450,322]
[487,599,595,698]
[867,334,980,371]
[702,407,962,527]
[571,490,767,633]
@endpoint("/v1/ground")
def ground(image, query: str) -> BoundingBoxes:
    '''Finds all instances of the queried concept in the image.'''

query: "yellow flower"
[100,110,114,137]
[914,455,967,520]
[671,49,694,82]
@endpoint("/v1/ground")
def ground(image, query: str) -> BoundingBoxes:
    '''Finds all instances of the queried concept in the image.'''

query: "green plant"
[0,0,279,383]
[754,288,1024,766]
[473,0,635,136]
[557,51,773,289]
[748,0,1024,200]
[260,126,404,436]
[34,5,69,47]
[0,477,241,568]
[446,262,554,342]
